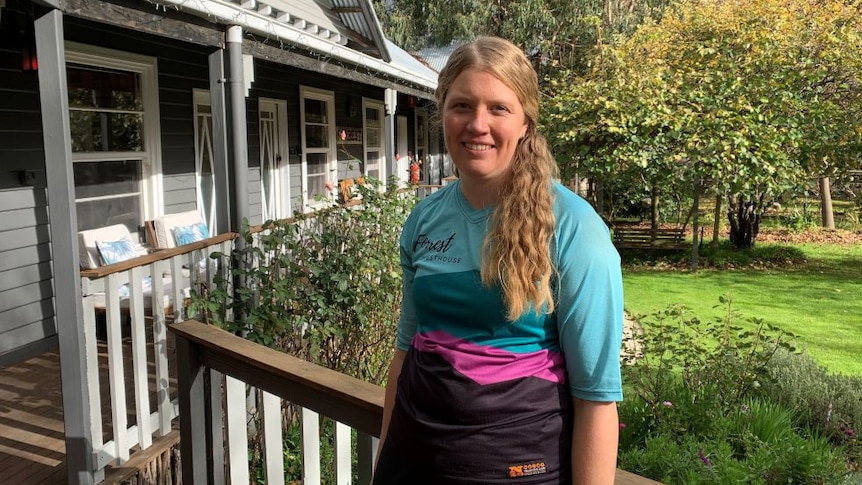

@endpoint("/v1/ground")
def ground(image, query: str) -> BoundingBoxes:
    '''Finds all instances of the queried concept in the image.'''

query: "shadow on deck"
[0,339,180,485]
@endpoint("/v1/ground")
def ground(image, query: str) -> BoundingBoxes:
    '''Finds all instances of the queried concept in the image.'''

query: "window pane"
[417,120,426,145]
[74,160,142,199]
[198,115,213,175]
[304,98,327,124]
[307,153,327,199]
[70,110,144,152]
[305,125,328,148]
[67,65,142,111]
[76,195,142,235]
[366,128,380,148]
[365,106,380,125]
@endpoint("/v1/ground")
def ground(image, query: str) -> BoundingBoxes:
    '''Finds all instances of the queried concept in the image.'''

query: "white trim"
[77,192,142,203]
[258,97,289,220]
[362,97,384,183]
[156,0,437,90]
[65,42,164,221]
[396,115,408,184]
[299,85,336,209]
[72,152,146,163]
[415,108,428,183]
[193,89,216,234]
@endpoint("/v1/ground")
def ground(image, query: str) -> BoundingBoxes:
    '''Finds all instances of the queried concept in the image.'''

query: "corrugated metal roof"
[415,42,465,73]
[154,0,433,90]
[327,0,389,61]
[386,38,439,86]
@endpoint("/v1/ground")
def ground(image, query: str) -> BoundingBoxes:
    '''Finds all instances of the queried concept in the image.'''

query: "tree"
[373,0,674,76]
[545,0,862,248]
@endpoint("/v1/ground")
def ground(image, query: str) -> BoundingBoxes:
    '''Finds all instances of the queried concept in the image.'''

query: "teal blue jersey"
[376,180,623,484]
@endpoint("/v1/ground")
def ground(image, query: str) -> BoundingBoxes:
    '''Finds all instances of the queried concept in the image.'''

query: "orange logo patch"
[507,461,547,478]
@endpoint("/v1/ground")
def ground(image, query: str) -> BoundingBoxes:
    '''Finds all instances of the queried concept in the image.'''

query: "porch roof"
[155,0,436,91]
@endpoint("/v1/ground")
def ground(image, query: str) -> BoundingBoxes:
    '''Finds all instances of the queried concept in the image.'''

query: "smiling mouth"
[464,143,493,151]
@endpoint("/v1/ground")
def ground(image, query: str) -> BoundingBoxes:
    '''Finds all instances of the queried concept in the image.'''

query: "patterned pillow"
[172,222,209,246]
[96,238,139,266]
[118,276,152,299]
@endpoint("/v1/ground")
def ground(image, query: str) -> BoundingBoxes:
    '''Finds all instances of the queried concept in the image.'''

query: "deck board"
[0,321,180,485]
[0,350,68,485]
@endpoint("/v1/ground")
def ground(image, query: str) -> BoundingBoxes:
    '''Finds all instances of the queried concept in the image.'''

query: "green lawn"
[622,242,862,377]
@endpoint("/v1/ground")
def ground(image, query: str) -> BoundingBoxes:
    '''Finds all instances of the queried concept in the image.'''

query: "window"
[193,90,215,234]
[259,98,289,220]
[66,43,161,241]
[299,86,336,207]
[363,98,384,181]
[415,109,428,184]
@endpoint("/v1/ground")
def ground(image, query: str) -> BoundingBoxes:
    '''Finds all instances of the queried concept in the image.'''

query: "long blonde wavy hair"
[436,37,559,321]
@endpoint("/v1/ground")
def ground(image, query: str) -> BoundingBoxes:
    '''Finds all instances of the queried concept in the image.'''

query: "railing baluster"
[261,390,285,485]
[105,273,130,463]
[301,408,321,485]
[128,266,153,449]
[334,421,351,485]
[151,259,172,436]
[170,254,185,322]
[356,432,378,485]
[225,375,250,485]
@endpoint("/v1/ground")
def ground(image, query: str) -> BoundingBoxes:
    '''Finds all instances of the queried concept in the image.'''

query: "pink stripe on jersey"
[413,331,567,385]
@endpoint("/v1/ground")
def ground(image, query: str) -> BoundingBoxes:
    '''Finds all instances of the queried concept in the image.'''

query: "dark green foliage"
[619,297,851,483]
[623,295,797,411]
[189,180,414,385]
[761,346,862,469]
[191,181,416,484]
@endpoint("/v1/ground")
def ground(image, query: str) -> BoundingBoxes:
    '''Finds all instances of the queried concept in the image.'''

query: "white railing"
[75,203,362,478]
[171,320,382,485]
[415,183,443,199]
[78,233,234,472]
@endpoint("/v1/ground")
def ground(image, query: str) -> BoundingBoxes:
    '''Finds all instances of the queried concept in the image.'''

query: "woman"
[374,36,623,485]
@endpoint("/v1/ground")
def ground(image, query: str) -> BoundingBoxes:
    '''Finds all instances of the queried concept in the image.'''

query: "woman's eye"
[491,105,511,113]
[451,102,470,110]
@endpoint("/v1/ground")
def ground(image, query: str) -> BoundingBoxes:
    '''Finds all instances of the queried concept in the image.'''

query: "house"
[0,0,442,364]
[0,0,442,481]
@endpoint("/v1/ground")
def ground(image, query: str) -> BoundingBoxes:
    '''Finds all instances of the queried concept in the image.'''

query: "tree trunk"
[819,177,835,229]
[595,180,605,215]
[650,184,660,237]
[691,182,701,272]
[727,194,762,249]
[712,194,722,250]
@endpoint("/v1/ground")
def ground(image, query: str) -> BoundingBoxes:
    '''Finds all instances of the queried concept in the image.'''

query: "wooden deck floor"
[0,349,69,485]
[0,322,180,485]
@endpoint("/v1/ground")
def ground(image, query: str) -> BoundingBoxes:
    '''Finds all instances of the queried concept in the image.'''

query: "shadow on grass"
[621,241,862,275]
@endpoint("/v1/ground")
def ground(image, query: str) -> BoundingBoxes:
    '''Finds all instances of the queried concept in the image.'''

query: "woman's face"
[442,68,528,187]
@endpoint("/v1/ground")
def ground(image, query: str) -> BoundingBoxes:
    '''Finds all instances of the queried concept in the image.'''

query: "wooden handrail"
[171,320,384,436]
[170,320,662,484]
[80,232,238,278]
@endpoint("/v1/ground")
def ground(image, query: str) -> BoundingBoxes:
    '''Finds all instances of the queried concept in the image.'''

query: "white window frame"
[362,97,385,184]
[299,86,336,209]
[65,42,163,225]
[415,108,429,184]
[192,89,216,234]
[258,97,290,221]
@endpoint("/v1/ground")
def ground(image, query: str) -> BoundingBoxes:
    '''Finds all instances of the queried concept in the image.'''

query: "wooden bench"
[612,225,688,251]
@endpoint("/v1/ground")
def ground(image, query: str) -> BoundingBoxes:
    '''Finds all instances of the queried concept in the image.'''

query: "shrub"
[761,346,862,468]
[619,298,852,483]
[622,295,797,413]
[190,179,414,384]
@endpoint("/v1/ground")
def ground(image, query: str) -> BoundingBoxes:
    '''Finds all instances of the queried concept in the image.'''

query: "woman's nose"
[466,109,489,132]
